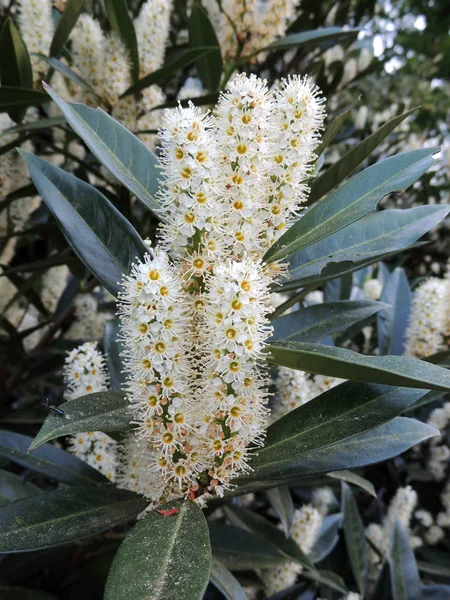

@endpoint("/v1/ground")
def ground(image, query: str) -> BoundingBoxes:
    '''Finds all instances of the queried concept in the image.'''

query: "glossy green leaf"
[378,268,412,355]
[210,560,247,600]
[327,470,376,497]
[342,482,367,595]
[19,150,147,297]
[0,486,146,552]
[224,505,316,572]
[29,391,131,451]
[189,2,223,91]
[1,116,65,137]
[50,0,87,58]
[0,87,47,111]
[0,430,107,486]
[236,418,436,492]
[263,27,359,52]
[266,486,294,537]
[104,0,139,82]
[0,470,42,505]
[0,588,57,600]
[310,513,342,563]
[417,561,450,577]
[0,19,33,122]
[316,99,359,156]
[267,341,450,391]
[308,109,420,204]
[271,300,386,343]
[43,85,164,218]
[209,523,286,570]
[105,500,211,600]
[265,147,436,263]
[388,517,422,600]
[279,206,449,291]
[121,47,216,97]
[104,319,126,391]
[36,54,97,95]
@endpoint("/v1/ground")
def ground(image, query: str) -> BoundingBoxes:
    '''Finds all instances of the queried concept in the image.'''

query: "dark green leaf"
[265,148,436,263]
[0,470,42,505]
[0,19,33,122]
[189,2,223,91]
[422,585,450,600]
[0,430,107,486]
[105,500,211,600]
[378,268,412,355]
[267,341,450,391]
[266,486,294,537]
[0,116,66,137]
[104,0,139,82]
[36,54,97,95]
[43,85,164,218]
[151,92,219,111]
[302,569,347,594]
[388,517,422,600]
[104,319,126,391]
[327,470,376,497]
[310,513,342,563]
[236,418,436,491]
[271,300,386,343]
[50,0,87,58]
[224,505,316,572]
[121,47,216,97]
[417,561,450,577]
[209,523,287,570]
[0,87,47,111]
[316,99,360,156]
[0,588,57,600]
[403,390,444,413]
[29,391,131,451]
[19,150,147,297]
[308,109,420,204]
[280,205,449,291]
[210,559,247,600]
[0,486,146,552]
[342,482,367,595]
[263,27,359,53]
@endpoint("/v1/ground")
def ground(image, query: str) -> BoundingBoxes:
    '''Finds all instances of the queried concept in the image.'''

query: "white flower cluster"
[64,342,118,481]
[404,278,448,358]
[366,486,421,584]
[271,366,343,423]
[117,73,326,505]
[426,402,450,481]
[40,265,70,314]
[261,505,323,596]
[65,294,110,341]
[204,0,299,61]
[17,0,53,83]
[363,278,383,301]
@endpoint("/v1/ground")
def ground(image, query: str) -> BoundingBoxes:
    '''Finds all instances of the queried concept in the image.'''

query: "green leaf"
[209,523,287,570]
[253,382,430,476]
[263,27,359,52]
[104,0,139,82]
[388,517,422,600]
[0,87,47,111]
[279,206,449,291]
[302,569,347,594]
[104,319,126,391]
[271,300,386,343]
[0,486,146,552]
[19,150,147,297]
[151,92,219,111]
[264,148,436,263]
[316,99,360,156]
[0,470,42,505]
[308,109,420,204]
[0,19,33,122]
[378,268,412,355]
[189,2,223,91]
[210,559,247,600]
[224,505,316,572]
[36,54,98,96]
[0,430,107,486]
[266,486,294,537]
[422,585,450,599]
[327,470,376,497]
[0,588,57,600]
[121,47,216,98]
[310,513,342,563]
[235,418,436,492]
[50,0,87,58]
[105,500,211,600]
[1,116,66,137]
[342,482,367,595]
[43,85,164,218]
[267,341,450,391]
[417,561,450,577]
[29,391,130,451]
